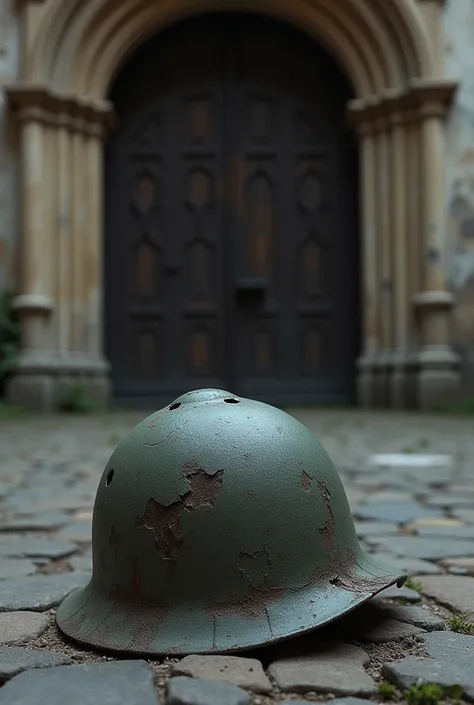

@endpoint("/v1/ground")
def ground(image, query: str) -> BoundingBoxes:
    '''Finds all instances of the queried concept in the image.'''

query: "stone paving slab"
[416,575,474,616]
[364,552,443,575]
[0,660,159,705]
[0,558,37,580]
[0,537,78,560]
[268,642,375,696]
[172,656,272,693]
[0,646,72,681]
[355,501,442,524]
[0,612,51,646]
[383,658,474,702]
[0,572,90,612]
[369,602,445,631]
[422,630,474,664]
[0,513,71,532]
[167,676,249,705]
[0,409,474,703]
[365,535,474,560]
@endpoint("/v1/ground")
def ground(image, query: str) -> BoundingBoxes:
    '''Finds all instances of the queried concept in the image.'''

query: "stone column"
[403,99,423,408]
[350,101,379,408]
[389,96,409,408]
[5,86,114,411]
[410,79,460,408]
[82,114,110,403]
[57,112,73,357]
[7,93,57,410]
[373,107,394,407]
[70,116,86,357]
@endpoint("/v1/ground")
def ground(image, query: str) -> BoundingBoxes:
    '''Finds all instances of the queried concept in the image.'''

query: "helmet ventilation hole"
[224,398,239,404]
[106,469,115,486]
[169,402,182,411]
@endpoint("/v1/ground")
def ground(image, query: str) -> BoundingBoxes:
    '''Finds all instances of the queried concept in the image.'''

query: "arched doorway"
[105,13,358,406]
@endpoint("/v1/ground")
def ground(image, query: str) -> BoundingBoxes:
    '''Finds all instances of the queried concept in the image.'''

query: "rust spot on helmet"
[328,569,402,595]
[206,585,287,621]
[136,499,185,564]
[317,478,335,545]
[136,463,224,573]
[238,549,271,588]
[182,461,224,509]
[301,471,313,493]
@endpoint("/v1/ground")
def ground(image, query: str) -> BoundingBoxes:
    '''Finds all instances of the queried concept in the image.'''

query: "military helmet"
[57,388,405,655]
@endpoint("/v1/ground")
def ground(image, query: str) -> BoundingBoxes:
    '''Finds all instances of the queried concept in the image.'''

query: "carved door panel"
[227,19,358,403]
[105,22,228,402]
[105,14,357,405]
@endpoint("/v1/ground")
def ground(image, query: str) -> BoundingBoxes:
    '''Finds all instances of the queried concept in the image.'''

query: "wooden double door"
[105,13,358,406]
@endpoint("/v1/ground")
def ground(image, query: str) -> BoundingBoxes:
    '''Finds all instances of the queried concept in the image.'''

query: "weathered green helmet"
[56,389,405,655]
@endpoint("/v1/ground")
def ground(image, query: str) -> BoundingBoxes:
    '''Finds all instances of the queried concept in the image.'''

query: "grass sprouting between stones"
[446,612,474,634]
[404,683,443,705]
[378,681,398,700]
[404,577,423,594]
[404,683,464,705]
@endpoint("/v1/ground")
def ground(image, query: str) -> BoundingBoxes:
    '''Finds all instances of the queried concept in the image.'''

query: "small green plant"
[404,577,423,594]
[0,401,26,421]
[446,684,463,703]
[58,383,96,413]
[436,397,474,415]
[378,681,397,700]
[447,612,474,634]
[0,290,20,396]
[404,683,443,705]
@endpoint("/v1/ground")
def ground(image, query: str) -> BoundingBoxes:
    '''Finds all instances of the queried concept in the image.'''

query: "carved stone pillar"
[6,91,57,409]
[410,79,460,408]
[388,94,409,409]
[351,100,379,408]
[372,107,394,407]
[403,95,423,409]
[5,85,113,411]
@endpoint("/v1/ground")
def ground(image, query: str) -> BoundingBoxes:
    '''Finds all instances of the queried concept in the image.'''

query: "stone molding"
[5,84,115,138]
[348,79,458,132]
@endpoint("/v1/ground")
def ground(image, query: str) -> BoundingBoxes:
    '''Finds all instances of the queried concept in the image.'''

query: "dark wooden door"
[105,14,358,406]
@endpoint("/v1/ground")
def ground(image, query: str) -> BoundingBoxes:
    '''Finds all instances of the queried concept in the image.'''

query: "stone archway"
[5,0,460,410]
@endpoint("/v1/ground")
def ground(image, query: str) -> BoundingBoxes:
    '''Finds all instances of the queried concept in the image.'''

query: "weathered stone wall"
[444,0,474,385]
[0,0,19,289]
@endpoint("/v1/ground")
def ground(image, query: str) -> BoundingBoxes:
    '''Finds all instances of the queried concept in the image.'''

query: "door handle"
[235,277,267,292]
[164,262,180,275]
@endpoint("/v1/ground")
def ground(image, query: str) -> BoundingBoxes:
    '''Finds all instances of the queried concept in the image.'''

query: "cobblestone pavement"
[0,408,473,704]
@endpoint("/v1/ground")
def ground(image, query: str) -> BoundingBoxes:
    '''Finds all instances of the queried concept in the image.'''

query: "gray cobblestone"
[0,612,50,645]
[383,658,474,701]
[172,656,271,694]
[0,646,72,681]
[0,573,90,612]
[0,660,158,705]
[166,677,249,705]
[417,575,474,616]
[1,410,474,703]
[268,642,375,696]
[422,631,474,664]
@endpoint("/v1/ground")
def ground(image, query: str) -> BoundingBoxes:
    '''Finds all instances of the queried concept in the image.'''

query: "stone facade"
[444,0,474,393]
[0,0,473,411]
